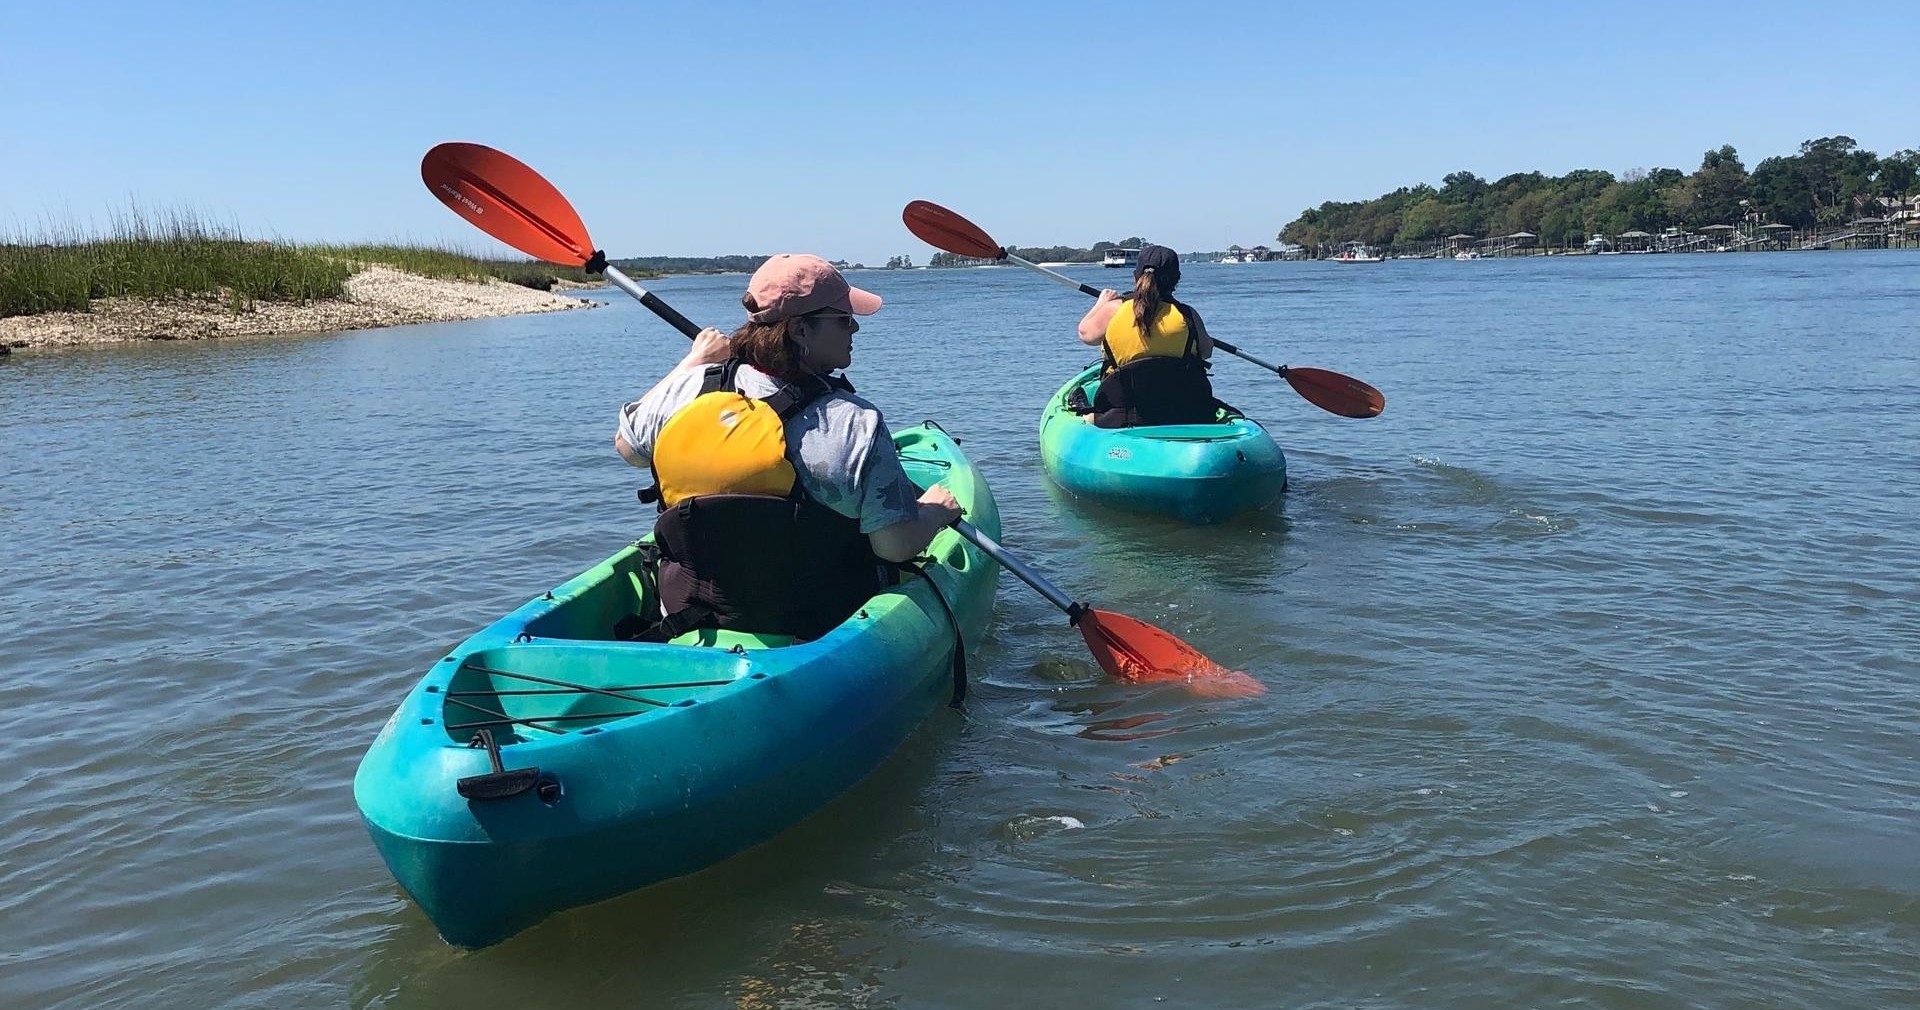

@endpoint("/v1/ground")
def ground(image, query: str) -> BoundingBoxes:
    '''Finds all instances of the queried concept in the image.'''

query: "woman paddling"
[1074,244,1223,428]
[613,254,960,640]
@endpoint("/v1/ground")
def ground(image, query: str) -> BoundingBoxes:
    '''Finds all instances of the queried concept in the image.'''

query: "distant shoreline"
[922,244,1920,265]
[0,265,598,354]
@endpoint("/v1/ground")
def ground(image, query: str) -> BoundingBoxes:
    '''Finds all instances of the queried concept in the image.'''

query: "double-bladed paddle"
[419,142,1262,698]
[902,200,1387,419]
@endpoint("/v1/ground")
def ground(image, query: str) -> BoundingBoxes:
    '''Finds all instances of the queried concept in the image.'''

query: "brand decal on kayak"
[1106,448,1132,459]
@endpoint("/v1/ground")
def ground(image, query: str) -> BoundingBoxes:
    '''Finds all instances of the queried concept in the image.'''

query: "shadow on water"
[350,717,965,1008]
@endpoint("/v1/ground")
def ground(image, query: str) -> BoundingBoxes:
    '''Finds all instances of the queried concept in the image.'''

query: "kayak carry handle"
[457,728,545,801]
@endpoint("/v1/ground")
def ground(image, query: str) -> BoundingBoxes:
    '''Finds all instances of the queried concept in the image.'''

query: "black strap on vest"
[701,358,850,419]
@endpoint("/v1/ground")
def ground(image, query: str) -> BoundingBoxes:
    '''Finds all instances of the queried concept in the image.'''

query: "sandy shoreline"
[0,265,601,353]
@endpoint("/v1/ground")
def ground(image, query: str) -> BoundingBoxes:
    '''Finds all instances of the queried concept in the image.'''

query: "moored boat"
[354,422,999,948]
[1038,364,1286,524]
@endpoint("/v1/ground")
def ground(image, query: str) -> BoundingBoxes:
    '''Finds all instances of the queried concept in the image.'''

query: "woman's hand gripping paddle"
[902,200,1387,419]
[422,143,1256,698]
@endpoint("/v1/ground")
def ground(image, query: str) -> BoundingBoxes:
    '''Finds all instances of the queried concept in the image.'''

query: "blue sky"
[3,1,1913,262]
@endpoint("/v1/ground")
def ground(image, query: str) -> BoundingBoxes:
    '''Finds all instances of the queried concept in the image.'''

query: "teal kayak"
[1038,363,1286,524]
[353,422,998,948]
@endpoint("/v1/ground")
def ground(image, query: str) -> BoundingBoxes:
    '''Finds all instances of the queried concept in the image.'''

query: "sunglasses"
[803,311,857,328]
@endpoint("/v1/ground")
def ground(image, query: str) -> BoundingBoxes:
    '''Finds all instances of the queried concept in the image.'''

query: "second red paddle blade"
[1285,366,1386,418]
[1078,609,1266,698]
[902,200,1004,260]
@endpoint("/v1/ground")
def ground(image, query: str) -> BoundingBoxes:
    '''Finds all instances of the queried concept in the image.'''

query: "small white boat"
[1454,249,1480,261]
[1101,248,1140,268]
[1333,243,1383,264]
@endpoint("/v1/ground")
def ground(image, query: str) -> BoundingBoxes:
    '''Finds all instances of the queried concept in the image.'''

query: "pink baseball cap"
[745,254,882,323]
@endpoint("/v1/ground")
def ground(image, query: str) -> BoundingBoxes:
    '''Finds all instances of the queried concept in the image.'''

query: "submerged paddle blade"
[1078,609,1266,698]
[1284,367,1386,419]
[422,142,594,267]
[903,200,1004,260]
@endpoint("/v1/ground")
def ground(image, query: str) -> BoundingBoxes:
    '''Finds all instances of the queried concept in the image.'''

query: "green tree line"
[1279,137,1919,251]
[609,254,773,274]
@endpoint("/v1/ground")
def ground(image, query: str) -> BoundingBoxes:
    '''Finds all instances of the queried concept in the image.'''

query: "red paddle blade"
[421,142,593,267]
[1285,367,1386,418]
[902,200,1004,260]
[1078,609,1266,698]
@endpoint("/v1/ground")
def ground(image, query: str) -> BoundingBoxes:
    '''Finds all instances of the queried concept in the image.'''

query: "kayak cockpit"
[434,641,763,742]
[1065,374,1244,431]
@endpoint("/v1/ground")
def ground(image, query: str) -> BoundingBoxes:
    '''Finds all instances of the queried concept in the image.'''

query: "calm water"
[3,253,1917,1009]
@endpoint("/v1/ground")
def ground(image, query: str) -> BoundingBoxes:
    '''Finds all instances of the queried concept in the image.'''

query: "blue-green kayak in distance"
[353,422,998,948]
[1038,364,1286,524]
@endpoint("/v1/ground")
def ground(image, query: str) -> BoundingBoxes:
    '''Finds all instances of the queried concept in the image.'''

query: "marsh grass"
[315,244,599,290]
[1,209,607,319]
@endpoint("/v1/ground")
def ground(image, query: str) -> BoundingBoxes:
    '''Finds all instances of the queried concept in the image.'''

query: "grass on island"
[315,244,601,291]
[0,210,611,319]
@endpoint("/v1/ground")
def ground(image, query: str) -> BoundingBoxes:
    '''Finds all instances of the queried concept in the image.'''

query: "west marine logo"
[437,182,485,216]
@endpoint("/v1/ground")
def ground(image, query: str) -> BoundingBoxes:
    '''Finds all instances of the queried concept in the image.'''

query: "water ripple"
[3,257,1918,1008]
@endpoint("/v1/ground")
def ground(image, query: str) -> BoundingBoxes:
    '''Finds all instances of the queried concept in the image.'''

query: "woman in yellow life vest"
[1074,244,1222,428]
[612,254,961,640]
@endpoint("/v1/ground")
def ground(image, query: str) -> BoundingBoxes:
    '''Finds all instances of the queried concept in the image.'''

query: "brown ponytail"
[1132,269,1163,341]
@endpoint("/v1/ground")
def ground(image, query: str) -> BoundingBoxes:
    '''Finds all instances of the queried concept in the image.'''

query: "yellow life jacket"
[1091,298,1220,428]
[1103,299,1195,370]
[628,360,884,645]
